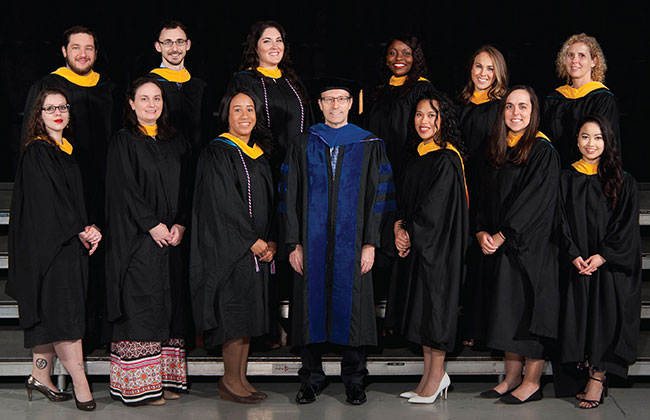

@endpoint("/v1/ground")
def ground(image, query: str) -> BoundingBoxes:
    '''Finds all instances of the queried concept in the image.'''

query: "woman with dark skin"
[388,89,469,404]
[190,88,276,403]
[476,86,560,404]
[456,45,508,347]
[364,33,432,185]
[556,115,640,409]
[8,88,99,411]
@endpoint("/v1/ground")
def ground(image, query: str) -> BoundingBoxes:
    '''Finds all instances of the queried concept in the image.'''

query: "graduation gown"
[7,139,88,348]
[457,97,500,341]
[280,123,395,347]
[385,146,469,352]
[364,78,432,185]
[189,134,275,347]
[557,166,641,378]
[477,136,561,358]
[21,69,116,226]
[542,82,620,168]
[105,129,191,342]
[149,68,211,158]
[229,69,312,175]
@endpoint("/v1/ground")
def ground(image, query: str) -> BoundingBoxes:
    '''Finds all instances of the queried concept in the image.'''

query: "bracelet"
[497,231,506,241]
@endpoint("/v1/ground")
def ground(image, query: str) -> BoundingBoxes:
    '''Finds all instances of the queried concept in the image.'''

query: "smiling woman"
[105,77,192,407]
[542,33,620,168]
[190,88,276,404]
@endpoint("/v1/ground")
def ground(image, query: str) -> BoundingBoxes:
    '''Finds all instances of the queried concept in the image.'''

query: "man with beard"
[149,20,210,160]
[20,26,116,351]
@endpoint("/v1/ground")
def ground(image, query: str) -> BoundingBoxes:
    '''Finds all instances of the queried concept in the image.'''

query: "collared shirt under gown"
[279,123,395,347]
[105,129,191,342]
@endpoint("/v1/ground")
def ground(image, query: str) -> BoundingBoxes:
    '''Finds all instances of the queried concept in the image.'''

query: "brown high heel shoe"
[73,390,96,411]
[217,379,259,404]
[25,375,72,402]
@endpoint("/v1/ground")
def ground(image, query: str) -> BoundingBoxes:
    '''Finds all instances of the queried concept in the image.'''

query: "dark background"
[2,1,648,181]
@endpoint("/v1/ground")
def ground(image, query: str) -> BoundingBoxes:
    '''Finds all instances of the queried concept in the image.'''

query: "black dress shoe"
[295,384,318,404]
[479,389,509,398]
[500,387,543,404]
[345,384,367,405]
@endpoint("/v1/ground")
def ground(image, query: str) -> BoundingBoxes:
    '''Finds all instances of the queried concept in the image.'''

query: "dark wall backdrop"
[2,1,648,180]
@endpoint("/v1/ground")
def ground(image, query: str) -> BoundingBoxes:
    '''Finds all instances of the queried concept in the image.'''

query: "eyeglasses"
[42,104,70,114]
[158,39,188,47]
[320,96,351,104]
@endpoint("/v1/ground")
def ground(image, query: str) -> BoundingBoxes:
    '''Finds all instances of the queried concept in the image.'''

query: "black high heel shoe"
[579,376,607,409]
[25,375,72,402]
[73,390,97,411]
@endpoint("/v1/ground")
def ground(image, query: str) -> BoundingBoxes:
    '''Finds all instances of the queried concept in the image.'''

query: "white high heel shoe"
[408,373,450,404]
[399,391,418,398]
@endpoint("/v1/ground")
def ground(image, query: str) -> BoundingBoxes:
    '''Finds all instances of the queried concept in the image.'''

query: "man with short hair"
[279,78,395,406]
[20,26,116,350]
[149,20,210,158]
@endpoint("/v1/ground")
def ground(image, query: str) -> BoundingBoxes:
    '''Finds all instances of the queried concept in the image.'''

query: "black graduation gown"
[229,70,312,176]
[364,79,432,185]
[105,129,191,342]
[557,169,641,378]
[7,140,88,348]
[21,73,116,226]
[149,72,211,159]
[279,123,395,347]
[457,98,500,341]
[476,138,561,358]
[542,86,620,168]
[189,137,275,347]
[385,149,469,352]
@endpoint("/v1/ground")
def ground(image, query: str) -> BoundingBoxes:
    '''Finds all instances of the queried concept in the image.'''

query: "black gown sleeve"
[173,136,193,228]
[599,174,639,274]
[189,144,260,332]
[362,141,395,248]
[279,137,304,251]
[500,141,561,249]
[557,172,583,262]
[7,143,85,328]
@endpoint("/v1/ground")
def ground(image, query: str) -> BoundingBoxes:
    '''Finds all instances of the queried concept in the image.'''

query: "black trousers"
[299,343,368,388]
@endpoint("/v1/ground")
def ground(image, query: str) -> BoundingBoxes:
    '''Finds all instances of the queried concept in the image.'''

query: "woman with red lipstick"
[456,45,508,347]
[190,88,276,403]
[8,88,99,410]
[542,33,620,168]
[554,114,640,409]
[475,86,560,404]
[386,89,468,404]
[105,77,191,406]
[365,33,432,185]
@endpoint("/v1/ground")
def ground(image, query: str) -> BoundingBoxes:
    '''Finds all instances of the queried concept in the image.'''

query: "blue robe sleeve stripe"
[280,163,289,175]
[377,181,395,194]
[374,199,396,213]
[379,163,392,175]
[278,182,288,194]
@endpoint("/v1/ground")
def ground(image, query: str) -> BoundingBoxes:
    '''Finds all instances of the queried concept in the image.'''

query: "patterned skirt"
[110,338,187,405]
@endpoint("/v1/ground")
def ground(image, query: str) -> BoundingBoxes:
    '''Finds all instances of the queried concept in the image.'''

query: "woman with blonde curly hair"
[542,33,620,167]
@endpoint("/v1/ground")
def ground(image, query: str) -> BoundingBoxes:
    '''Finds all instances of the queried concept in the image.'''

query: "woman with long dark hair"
[386,88,469,404]
[476,85,560,404]
[190,88,276,404]
[542,33,620,167]
[456,45,508,347]
[555,114,640,409]
[105,77,192,406]
[229,20,311,173]
[7,88,99,411]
